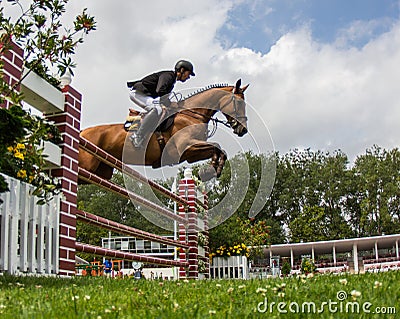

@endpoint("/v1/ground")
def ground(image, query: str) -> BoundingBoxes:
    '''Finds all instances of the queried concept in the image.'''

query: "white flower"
[216,284,222,288]
[84,295,91,300]
[174,302,179,309]
[209,310,216,315]
[238,285,245,289]
[72,295,79,301]
[256,288,267,293]
[278,292,285,298]
[227,287,234,293]
[339,279,348,285]
[374,281,382,288]
[350,290,361,299]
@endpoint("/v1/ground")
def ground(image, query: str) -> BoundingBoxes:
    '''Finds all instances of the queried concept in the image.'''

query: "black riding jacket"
[127,71,176,101]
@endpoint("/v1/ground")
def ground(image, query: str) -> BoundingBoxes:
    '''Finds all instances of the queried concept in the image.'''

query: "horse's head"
[219,79,249,137]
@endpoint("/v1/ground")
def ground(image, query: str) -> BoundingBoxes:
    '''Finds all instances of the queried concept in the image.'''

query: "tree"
[0,0,95,202]
[350,146,400,236]
[289,206,329,242]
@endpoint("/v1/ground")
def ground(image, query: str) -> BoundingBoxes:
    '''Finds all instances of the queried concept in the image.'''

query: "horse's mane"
[183,83,230,100]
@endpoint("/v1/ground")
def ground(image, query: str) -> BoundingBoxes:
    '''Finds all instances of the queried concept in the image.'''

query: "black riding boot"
[131,108,161,149]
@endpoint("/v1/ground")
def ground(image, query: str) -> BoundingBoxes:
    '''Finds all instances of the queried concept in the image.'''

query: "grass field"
[0,271,398,318]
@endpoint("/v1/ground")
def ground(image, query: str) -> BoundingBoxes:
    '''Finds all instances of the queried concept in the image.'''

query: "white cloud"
[63,1,400,163]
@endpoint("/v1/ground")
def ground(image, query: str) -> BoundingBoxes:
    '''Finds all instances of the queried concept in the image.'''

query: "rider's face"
[178,70,191,82]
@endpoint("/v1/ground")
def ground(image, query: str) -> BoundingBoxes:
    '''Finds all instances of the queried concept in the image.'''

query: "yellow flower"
[14,152,24,160]
[7,146,13,152]
[16,143,25,150]
[17,170,27,179]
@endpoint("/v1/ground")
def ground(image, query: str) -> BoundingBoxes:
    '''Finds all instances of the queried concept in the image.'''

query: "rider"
[127,60,195,148]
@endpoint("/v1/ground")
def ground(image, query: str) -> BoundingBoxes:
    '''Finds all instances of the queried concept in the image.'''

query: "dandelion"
[339,279,348,285]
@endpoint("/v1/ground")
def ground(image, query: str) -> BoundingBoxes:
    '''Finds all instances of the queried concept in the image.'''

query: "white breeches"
[129,90,162,115]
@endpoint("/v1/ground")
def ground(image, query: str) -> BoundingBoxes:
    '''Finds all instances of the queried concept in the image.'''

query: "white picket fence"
[210,256,248,279]
[0,175,60,275]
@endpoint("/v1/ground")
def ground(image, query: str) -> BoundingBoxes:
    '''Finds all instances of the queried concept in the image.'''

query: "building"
[252,234,400,276]
[101,235,178,279]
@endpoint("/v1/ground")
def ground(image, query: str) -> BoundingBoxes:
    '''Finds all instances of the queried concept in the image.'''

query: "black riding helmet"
[175,60,195,76]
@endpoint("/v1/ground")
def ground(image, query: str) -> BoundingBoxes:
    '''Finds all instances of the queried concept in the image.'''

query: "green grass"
[0,271,398,318]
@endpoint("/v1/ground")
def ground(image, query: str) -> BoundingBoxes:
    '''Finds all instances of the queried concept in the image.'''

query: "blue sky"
[218,0,400,52]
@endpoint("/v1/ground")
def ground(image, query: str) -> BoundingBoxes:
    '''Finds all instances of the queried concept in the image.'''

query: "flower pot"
[21,69,65,114]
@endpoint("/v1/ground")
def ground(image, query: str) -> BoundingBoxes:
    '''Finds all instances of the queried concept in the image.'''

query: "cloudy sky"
[6,0,400,164]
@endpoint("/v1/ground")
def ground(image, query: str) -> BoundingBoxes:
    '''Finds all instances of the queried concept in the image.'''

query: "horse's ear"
[241,84,250,92]
[235,79,242,93]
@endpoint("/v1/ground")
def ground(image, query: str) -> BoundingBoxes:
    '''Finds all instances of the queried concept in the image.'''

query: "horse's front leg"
[179,141,227,180]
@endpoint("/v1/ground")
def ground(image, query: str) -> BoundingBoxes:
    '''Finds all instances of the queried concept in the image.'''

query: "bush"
[301,257,316,274]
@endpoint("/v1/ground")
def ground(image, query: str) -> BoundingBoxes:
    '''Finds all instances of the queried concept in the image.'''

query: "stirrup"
[130,133,144,149]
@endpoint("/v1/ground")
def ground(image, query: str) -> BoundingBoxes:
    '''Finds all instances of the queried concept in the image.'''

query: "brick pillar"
[1,43,24,109]
[178,168,198,279]
[45,85,81,276]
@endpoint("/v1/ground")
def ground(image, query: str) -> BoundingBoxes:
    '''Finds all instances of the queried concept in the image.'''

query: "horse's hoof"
[199,166,217,182]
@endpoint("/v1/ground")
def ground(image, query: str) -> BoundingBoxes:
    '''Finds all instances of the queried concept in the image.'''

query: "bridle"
[179,90,247,131]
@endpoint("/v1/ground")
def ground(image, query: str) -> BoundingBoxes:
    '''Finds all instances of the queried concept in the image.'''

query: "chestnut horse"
[78,79,249,181]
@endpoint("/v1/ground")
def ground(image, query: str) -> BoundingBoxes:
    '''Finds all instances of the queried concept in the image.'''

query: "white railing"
[0,175,60,275]
[210,256,248,279]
